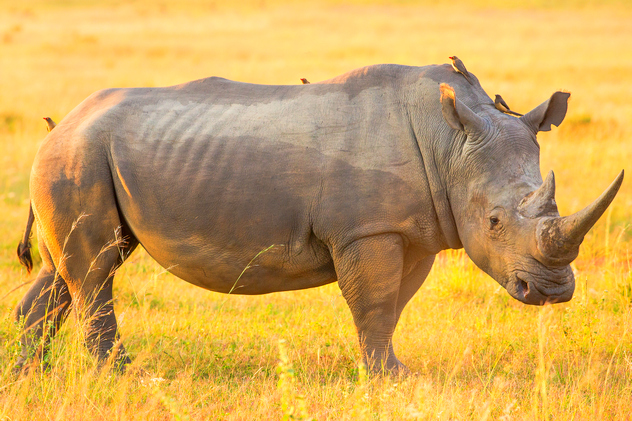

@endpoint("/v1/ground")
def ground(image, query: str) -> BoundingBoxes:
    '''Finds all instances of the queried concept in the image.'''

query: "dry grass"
[1,0,632,419]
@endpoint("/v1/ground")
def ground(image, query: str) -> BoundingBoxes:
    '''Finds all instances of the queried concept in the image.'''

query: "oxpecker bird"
[43,117,56,132]
[448,56,473,85]
[300,78,310,84]
[494,95,523,117]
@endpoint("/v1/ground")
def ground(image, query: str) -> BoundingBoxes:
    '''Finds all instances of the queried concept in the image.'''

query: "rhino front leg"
[333,233,406,373]
[395,255,435,324]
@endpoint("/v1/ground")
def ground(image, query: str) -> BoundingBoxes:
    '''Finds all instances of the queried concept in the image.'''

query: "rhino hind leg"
[27,157,139,371]
[60,219,139,371]
[333,233,408,374]
[13,239,72,374]
[13,221,139,374]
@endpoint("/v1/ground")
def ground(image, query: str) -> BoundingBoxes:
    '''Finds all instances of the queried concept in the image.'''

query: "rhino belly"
[110,136,340,294]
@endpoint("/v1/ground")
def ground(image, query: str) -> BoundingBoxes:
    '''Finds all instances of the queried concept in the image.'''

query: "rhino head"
[439,83,623,305]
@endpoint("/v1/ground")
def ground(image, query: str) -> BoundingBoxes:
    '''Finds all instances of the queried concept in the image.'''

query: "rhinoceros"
[14,63,623,373]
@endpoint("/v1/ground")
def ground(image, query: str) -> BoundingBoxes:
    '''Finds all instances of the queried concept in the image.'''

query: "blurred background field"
[1,0,632,419]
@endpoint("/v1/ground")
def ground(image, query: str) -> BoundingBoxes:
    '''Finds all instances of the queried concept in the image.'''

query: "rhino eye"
[489,216,500,227]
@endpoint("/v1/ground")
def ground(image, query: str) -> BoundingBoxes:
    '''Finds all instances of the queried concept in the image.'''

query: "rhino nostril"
[517,275,530,298]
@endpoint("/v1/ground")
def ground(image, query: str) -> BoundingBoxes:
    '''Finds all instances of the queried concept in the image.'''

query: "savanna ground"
[1,0,632,419]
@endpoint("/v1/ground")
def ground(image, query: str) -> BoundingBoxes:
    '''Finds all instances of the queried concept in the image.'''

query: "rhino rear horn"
[536,170,624,265]
[518,171,558,218]
[440,83,489,138]
[520,91,570,133]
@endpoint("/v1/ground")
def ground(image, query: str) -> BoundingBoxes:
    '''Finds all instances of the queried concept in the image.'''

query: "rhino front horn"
[536,170,624,266]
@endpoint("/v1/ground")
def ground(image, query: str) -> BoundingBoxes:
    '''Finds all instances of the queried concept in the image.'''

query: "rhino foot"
[12,358,51,377]
[95,351,132,374]
[365,354,410,376]
[389,360,410,376]
[385,359,410,377]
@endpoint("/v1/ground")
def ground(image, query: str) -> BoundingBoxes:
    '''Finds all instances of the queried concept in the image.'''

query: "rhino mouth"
[510,270,574,305]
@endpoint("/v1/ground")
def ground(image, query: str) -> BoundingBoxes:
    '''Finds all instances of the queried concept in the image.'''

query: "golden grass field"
[1,0,632,419]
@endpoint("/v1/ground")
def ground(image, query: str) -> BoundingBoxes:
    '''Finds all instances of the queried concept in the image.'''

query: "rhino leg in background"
[381,255,436,373]
[333,233,408,373]
[13,239,72,373]
[395,255,435,324]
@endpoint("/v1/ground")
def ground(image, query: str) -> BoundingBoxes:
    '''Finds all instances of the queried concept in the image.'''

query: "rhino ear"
[440,83,488,136]
[520,91,571,133]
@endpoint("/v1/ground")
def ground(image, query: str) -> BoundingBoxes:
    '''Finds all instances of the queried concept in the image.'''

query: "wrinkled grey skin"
[14,64,623,373]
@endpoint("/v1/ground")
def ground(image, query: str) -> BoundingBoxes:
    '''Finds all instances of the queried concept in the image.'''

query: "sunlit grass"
[1,0,632,419]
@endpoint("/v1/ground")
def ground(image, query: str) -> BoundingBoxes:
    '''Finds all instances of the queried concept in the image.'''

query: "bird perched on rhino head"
[43,117,56,132]
[300,78,310,84]
[448,56,473,85]
[494,95,523,117]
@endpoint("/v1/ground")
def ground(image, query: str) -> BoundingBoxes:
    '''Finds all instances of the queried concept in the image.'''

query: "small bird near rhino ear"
[449,56,473,85]
[43,117,56,132]
[300,78,310,84]
[494,95,523,117]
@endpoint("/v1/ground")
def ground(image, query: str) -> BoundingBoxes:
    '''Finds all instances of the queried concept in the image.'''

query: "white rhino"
[14,63,623,373]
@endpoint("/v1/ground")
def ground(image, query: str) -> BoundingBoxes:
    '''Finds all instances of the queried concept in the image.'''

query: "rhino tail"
[17,202,35,274]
